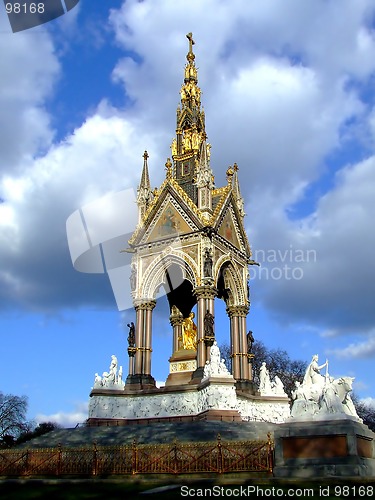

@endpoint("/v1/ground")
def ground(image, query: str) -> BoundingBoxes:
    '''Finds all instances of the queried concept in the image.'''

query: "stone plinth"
[273,419,375,478]
[165,349,197,386]
[89,346,291,425]
[88,378,291,425]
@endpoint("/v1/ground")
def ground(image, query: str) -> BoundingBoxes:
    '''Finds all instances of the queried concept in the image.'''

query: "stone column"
[238,309,250,380]
[192,286,217,379]
[127,299,156,388]
[134,303,144,375]
[228,307,240,379]
[128,352,135,376]
[227,305,250,382]
[170,306,184,353]
[142,300,156,376]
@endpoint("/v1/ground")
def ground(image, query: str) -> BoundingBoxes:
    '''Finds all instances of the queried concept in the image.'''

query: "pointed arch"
[141,250,198,300]
[216,257,246,307]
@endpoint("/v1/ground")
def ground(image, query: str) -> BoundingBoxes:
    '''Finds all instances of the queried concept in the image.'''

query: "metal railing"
[0,433,274,477]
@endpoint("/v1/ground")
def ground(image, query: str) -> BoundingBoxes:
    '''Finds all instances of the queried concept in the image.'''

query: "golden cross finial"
[186,32,195,53]
[143,150,149,161]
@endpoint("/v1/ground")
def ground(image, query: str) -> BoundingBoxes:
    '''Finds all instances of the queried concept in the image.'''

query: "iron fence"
[0,433,273,477]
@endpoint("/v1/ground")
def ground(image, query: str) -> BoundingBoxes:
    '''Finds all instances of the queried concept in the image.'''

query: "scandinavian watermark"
[249,245,317,281]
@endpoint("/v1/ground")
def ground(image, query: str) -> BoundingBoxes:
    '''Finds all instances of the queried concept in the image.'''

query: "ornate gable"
[215,194,251,257]
[129,180,203,247]
[217,205,242,249]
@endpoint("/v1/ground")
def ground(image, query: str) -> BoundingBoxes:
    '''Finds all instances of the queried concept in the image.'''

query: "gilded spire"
[180,32,200,108]
[137,150,153,221]
[171,33,207,204]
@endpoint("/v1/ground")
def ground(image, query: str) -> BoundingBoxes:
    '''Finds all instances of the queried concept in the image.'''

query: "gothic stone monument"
[87,34,290,425]
[71,34,375,480]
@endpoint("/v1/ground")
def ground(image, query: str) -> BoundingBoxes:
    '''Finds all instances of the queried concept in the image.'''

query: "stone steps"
[19,421,277,449]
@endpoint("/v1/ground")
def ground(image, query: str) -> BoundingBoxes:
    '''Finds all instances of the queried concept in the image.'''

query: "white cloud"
[328,332,375,360]
[0,113,160,311]
[361,397,375,409]
[0,14,59,175]
[254,155,375,335]
[35,401,88,428]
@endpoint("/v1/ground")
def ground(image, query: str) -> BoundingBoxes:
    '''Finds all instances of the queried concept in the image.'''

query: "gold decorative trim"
[226,305,249,317]
[212,187,228,196]
[169,359,197,373]
[134,301,156,311]
[209,185,231,225]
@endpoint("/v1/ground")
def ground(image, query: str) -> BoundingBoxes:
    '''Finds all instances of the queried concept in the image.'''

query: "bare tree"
[0,392,29,447]
[16,421,60,445]
[350,394,375,432]
[219,340,307,398]
[252,341,307,398]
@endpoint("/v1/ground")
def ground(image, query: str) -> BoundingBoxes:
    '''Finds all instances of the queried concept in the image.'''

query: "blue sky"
[1,0,375,426]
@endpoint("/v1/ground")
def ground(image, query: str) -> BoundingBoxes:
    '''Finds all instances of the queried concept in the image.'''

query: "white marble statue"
[94,373,102,389]
[303,354,328,387]
[118,366,123,385]
[258,363,287,397]
[259,362,273,395]
[290,354,362,422]
[93,355,125,389]
[272,375,287,397]
[109,355,118,382]
[202,341,232,379]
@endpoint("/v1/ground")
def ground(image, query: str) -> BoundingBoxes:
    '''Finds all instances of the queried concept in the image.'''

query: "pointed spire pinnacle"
[139,150,151,191]
[232,163,246,217]
[172,34,207,204]
[137,150,153,221]
[181,32,200,107]
[195,138,214,189]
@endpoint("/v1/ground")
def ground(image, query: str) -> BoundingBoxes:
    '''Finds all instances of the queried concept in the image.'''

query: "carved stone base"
[237,392,290,423]
[125,373,156,390]
[90,345,290,425]
[196,409,242,422]
[165,350,197,386]
[190,366,205,385]
[235,379,257,394]
[273,419,375,478]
